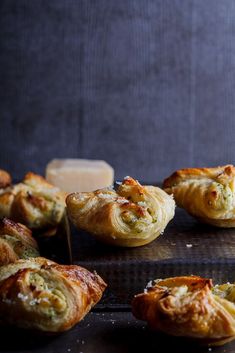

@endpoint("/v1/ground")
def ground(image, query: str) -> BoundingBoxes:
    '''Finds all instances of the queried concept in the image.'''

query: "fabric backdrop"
[1,0,235,182]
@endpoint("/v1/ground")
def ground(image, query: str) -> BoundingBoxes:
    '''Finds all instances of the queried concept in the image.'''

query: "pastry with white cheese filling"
[66,176,175,247]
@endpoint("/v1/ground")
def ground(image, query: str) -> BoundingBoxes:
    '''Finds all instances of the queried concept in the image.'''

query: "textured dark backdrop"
[1,0,235,182]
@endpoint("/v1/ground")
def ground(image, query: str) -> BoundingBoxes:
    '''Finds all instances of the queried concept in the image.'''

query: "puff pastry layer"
[0,172,66,232]
[0,218,39,265]
[163,165,235,227]
[0,257,106,332]
[66,177,175,247]
[132,276,235,346]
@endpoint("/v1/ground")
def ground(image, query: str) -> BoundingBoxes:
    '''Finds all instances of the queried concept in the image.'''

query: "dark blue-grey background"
[1,0,235,182]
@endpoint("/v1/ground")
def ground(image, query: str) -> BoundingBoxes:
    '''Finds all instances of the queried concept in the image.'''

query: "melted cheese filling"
[28,273,67,317]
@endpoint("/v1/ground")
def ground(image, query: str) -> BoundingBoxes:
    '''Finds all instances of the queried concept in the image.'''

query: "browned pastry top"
[163,165,235,188]
[66,176,175,247]
[132,275,235,346]
[0,171,66,231]
[0,257,107,332]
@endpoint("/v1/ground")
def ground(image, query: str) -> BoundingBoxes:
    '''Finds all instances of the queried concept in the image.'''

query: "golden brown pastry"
[0,172,66,232]
[0,257,106,332]
[0,169,11,188]
[132,276,235,346]
[66,176,175,247]
[163,165,235,227]
[0,218,39,265]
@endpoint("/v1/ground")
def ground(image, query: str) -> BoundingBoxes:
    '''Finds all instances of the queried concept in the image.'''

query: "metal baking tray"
[71,208,235,308]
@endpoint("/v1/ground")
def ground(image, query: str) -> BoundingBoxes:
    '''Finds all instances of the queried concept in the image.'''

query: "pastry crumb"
[186,244,193,248]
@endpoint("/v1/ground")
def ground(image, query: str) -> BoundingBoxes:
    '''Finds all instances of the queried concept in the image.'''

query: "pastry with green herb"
[0,257,106,332]
[66,176,175,247]
[132,275,235,346]
[163,165,235,227]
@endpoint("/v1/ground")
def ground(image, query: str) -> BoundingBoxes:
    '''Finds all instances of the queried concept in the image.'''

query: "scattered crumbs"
[111,321,115,325]
[17,293,28,301]
[170,242,176,246]
[2,298,14,304]
[208,348,212,352]
[76,339,80,343]
[67,349,71,352]
[81,340,85,345]
[186,244,193,248]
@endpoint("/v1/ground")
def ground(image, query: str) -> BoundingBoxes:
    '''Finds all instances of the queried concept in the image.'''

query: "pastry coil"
[66,177,175,247]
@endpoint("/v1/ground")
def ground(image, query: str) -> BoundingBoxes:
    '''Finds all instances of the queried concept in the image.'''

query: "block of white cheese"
[46,159,114,193]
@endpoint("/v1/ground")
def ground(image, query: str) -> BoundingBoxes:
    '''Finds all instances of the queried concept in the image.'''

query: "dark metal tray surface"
[71,208,235,307]
[1,311,234,353]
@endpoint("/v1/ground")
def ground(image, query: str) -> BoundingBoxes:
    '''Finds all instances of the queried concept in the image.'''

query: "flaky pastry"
[0,257,106,332]
[0,169,11,188]
[0,218,39,265]
[132,276,235,346]
[163,165,235,227]
[0,172,66,232]
[66,177,175,247]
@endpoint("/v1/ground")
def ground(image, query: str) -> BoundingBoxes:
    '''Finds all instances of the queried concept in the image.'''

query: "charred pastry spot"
[30,284,36,291]
[191,282,199,286]
[27,193,47,211]
[160,290,170,299]
[225,166,233,176]
[210,191,217,198]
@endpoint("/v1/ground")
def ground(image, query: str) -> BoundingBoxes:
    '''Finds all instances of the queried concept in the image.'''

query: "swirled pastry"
[163,165,235,227]
[0,172,66,232]
[0,257,106,332]
[132,276,235,346]
[0,218,39,265]
[66,177,175,247]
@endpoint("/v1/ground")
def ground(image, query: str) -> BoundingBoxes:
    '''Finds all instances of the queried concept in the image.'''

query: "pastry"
[0,257,106,332]
[132,276,235,346]
[0,218,39,265]
[0,172,66,232]
[163,165,235,227]
[66,176,175,247]
[0,169,11,188]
